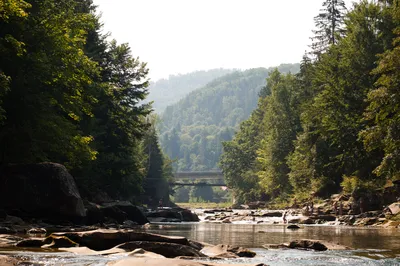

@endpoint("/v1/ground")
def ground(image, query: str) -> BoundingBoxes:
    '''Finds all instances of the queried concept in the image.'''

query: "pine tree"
[311,0,347,56]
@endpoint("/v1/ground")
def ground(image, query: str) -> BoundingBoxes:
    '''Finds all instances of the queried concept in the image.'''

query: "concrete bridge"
[171,171,226,187]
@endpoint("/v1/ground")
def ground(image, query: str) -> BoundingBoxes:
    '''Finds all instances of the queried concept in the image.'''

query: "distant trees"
[160,65,300,173]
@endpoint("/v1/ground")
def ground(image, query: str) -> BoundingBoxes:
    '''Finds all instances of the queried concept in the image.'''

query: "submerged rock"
[269,239,351,251]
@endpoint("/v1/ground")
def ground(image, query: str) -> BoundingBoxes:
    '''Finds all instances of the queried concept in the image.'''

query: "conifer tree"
[311,0,347,56]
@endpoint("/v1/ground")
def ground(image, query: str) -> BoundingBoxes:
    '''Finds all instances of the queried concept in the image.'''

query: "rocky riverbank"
[194,199,400,228]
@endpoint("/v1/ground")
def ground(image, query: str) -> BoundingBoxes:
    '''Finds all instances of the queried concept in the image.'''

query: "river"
[1,220,400,265]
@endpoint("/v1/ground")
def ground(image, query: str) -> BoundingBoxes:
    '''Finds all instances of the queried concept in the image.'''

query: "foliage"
[146,69,235,113]
[0,0,153,202]
[161,64,300,173]
[220,0,400,204]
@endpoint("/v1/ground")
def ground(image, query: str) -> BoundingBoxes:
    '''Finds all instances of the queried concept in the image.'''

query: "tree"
[0,0,97,165]
[257,70,300,199]
[311,0,347,56]
[361,1,400,181]
[141,117,172,206]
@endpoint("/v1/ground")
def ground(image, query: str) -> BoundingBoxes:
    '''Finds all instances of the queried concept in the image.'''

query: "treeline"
[146,69,235,113]
[160,64,299,172]
[220,0,400,204]
[0,0,170,204]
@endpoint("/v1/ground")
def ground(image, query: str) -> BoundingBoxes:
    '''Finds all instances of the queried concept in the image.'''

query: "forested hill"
[159,64,300,172]
[146,69,235,113]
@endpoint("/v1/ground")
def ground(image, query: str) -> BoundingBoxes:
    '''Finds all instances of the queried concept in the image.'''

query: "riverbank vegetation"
[0,0,171,203]
[220,0,400,204]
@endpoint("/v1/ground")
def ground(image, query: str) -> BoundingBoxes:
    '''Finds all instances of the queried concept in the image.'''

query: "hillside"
[146,69,235,112]
[159,63,300,171]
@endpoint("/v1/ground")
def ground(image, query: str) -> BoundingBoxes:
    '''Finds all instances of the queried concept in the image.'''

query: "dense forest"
[220,0,400,205]
[0,0,171,205]
[159,64,300,172]
[145,69,235,113]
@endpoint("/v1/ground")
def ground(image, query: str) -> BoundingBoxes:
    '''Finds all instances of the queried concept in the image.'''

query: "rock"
[261,211,282,217]
[201,244,256,258]
[383,220,400,228]
[286,239,350,251]
[337,215,356,225]
[103,201,148,225]
[147,217,181,223]
[288,217,314,224]
[0,226,16,234]
[221,218,231,223]
[287,224,300,229]
[180,209,200,222]
[107,258,267,266]
[42,235,79,248]
[354,217,378,226]
[146,208,199,222]
[4,215,25,225]
[51,229,195,251]
[0,163,86,222]
[128,248,165,258]
[288,239,328,251]
[115,241,206,258]
[16,238,46,248]
[387,202,400,215]
[27,228,47,235]
[84,201,105,225]
[262,243,288,249]
[122,220,138,228]
[0,235,23,248]
[0,255,19,266]
[310,215,336,222]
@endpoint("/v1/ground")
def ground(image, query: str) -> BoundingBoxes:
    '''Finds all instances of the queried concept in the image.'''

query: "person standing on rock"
[339,201,343,216]
[282,211,287,224]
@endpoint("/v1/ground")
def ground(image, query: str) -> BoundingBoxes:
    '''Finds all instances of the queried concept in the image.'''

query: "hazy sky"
[93,0,355,81]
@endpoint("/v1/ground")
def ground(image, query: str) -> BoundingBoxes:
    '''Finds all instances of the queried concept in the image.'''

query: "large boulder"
[84,201,148,225]
[0,163,86,222]
[51,229,195,251]
[146,208,199,222]
[115,241,206,258]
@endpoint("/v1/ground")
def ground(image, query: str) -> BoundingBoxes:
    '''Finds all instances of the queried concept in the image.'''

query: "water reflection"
[147,223,400,250]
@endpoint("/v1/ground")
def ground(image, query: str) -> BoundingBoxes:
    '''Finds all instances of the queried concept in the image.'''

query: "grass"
[175,202,232,209]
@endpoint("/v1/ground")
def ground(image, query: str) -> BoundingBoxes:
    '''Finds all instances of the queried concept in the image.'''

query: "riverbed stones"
[115,241,206,258]
[107,258,267,266]
[0,163,86,222]
[51,229,195,251]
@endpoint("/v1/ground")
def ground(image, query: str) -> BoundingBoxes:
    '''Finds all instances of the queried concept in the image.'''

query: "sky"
[93,0,356,81]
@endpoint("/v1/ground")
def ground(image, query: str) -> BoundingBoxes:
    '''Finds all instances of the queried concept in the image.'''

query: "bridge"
[171,171,226,187]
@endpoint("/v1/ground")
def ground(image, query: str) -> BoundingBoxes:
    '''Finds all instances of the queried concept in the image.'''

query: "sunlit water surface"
[1,222,399,265]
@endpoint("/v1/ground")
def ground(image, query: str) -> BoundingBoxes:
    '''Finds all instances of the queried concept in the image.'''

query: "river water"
[1,219,400,265]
